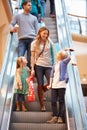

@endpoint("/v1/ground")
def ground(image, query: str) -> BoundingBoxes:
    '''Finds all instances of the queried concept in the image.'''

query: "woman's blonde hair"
[56,50,68,61]
[35,27,49,53]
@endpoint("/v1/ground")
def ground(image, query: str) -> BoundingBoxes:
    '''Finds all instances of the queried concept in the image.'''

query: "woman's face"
[40,30,49,41]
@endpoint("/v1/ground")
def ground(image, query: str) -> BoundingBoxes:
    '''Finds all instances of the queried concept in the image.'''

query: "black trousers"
[51,88,66,119]
[49,0,55,14]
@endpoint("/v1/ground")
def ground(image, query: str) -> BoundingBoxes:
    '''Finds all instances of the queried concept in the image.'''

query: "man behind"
[10,0,38,68]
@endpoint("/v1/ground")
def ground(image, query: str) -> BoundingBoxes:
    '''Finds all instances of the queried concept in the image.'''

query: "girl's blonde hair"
[16,56,23,68]
[56,50,68,61]
[16,56,26,74]
[35,27,49,53]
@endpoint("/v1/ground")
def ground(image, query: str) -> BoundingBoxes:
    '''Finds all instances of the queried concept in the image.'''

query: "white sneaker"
[47,116,57,123]
[57,117,63,123]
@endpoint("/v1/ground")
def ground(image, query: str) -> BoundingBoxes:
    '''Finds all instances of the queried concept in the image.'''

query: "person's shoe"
[50,14,56,18]
[21,101,27,112]
[47,116,57,123]
[15,101,20,111]
[41,106,46,112]
[57,117,63,123]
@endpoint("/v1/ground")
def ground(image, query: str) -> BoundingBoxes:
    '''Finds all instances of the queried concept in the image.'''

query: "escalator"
[8,1,67,130]
[0,0,87,130]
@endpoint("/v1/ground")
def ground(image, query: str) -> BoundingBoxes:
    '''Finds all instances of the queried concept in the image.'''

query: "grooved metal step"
[11,112,52,123]
[13,101,59,111]
[10,123,67,130]
[43,17,58,43]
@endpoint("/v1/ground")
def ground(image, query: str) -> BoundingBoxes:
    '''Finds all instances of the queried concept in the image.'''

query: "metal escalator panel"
[0,33,18,130]
[54,0,87,130]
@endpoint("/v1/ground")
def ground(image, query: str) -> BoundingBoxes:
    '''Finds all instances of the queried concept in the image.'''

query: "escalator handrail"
[0,33,13,89]
[68,13,87,19]
[0,33,17,130]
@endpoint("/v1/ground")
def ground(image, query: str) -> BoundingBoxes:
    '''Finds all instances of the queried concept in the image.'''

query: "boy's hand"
[65,48,74,52]
[72,63,77,66]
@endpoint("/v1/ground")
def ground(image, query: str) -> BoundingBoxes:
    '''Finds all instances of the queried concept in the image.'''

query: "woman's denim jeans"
[35,65,52,86]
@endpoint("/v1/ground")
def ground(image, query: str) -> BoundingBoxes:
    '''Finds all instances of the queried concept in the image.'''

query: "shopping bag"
[26,76,35,102]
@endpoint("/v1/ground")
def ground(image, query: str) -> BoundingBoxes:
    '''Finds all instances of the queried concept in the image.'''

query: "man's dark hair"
[22,0,31,9]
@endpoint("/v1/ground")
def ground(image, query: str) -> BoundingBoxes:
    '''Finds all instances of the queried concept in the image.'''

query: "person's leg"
[47,89,58,123]
[27,38,34,68]
[41,1,46,17]
[58,88,66,123]
[35,65,45,111]
[43,67,51,91]
[21,94,27,111]
[18,39,27,57]
[44,67,51,84]
[15,93,20,111]
[51,89,58,116]
[49,0,55,14]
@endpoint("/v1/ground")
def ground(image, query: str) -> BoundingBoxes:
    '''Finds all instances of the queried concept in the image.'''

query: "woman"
[31,27,53,111]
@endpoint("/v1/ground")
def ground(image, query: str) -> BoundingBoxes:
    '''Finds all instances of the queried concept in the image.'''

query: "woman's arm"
[47,65,55,89]
[31,51,35,76]
[47,77,53,89]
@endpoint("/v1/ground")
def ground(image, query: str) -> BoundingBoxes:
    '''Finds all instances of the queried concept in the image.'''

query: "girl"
[14,56,30,111]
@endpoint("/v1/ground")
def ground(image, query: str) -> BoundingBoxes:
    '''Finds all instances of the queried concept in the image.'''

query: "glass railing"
[0,33,17,130]
[55,0,87,130]
[67,13,87,35]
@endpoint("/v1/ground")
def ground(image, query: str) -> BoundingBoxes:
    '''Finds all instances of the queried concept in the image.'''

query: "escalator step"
[11,112,52,123]
[13,101,59,112]
[10,123,67,130]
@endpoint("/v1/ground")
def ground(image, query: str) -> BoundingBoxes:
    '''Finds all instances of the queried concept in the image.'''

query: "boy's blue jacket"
[51,57,71,83]
[59,57,71,83]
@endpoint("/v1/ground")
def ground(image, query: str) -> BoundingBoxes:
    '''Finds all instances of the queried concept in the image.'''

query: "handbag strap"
[38,43,46,57]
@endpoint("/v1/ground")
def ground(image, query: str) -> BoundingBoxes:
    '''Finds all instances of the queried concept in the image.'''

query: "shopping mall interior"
[0,0,87,130]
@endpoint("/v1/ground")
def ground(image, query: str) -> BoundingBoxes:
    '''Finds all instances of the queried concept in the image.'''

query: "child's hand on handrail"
[64,48,74,52]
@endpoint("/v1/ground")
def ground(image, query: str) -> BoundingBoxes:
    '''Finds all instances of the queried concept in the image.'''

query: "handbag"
[26,76,35,102]
[49,39,60,64]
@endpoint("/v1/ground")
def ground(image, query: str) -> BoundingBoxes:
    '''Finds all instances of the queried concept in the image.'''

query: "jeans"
[35,65,52,86]
[18,38,34,68]
[51,88,66,119]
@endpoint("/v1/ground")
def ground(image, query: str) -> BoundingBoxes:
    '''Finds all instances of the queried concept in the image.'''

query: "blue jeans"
[35,65,52,86]
[18,38,34,68]
[51,88,66,120]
